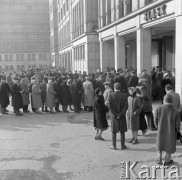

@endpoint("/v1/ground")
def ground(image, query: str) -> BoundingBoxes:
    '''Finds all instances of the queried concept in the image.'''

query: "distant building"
[0,0,50,73]
[50,0,99,73]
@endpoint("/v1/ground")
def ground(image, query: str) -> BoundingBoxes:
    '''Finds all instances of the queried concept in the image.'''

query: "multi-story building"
[0,0,50,73]
[98,0,182,99]
[50,0,99,73]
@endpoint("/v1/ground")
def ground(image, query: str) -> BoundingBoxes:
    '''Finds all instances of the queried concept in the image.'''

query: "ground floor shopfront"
[98,0,182,99]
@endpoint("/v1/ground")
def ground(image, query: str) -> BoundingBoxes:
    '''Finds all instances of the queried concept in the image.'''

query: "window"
[32,54,35,61]
[10,65,14,71]
[9,54,13,62]
[28,54,31,61]
[5,54,8,61]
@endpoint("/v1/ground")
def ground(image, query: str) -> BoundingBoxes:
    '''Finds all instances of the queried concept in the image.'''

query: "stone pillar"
[175,15,182,101]
[114,35,126,70]
[111,0,115,22]
[123,0,127,16]
[106,0,111,25]
[137,28,151,75]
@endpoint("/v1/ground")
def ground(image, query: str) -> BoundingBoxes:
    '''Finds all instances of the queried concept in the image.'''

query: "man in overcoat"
[11,77,23,116]
[154,94,181,165]
[108,83,128,150]
[72,75,82,113]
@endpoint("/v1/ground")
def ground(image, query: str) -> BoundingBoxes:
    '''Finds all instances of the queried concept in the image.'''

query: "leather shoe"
[110,146,116,150]
[129,138,134,143]
[164,160,174,166]
[121,145,127,150]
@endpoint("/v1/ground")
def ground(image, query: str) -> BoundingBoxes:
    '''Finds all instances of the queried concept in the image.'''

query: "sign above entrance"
[144,4,167,21]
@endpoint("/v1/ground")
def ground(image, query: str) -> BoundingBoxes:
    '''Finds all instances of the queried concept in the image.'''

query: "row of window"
[0,54,48,62]
[0,64,47,72]
[73,45,85,61]
[59,51,72,70]
[98,0,158,28]
[58,0,69,21]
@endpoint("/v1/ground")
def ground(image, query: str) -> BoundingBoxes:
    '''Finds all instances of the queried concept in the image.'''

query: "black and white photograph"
[0,0,181,179]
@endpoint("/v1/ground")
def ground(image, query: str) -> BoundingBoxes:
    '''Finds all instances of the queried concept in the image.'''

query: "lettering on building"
[144,4,167,21]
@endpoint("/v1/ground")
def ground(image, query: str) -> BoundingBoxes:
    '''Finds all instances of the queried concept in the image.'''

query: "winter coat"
[72,79,82,106]
[103,88,113,106]
[60,82,70,106]
[154,104,181,154]
[46,82,57,108]
[94,95,108,130]
[108,91,128,133]
[83,81,94,106]
[11,83,23,109]
[32,83,43,108]
[20,79,30,105]
[127,95,142,130]
[40,82,47,103]
[0,82,10,107]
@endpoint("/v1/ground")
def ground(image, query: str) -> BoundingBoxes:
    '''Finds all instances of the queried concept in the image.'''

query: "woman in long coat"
[94,88,108,140]
[46,80,57,113]
[40,78,48,112]
[20,76,30,113]
[127,87,142,144]
[83,77,94,112]
[32,81,42,113]
[154,94,181,165]
[103,82,113,106]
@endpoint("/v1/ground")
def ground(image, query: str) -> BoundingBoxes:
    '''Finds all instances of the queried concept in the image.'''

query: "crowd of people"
[0,66,181,165]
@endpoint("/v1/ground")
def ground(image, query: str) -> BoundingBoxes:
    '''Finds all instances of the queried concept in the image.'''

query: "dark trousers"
[74,105,79,112]
[55,103,60,111]
[23,105,28,112]
[62,105,68,112]
[112,132,125,148]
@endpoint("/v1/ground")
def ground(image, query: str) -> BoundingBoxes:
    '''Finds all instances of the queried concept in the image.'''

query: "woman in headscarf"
[32,81,43,113]
[46,79,57,114]
[94,88,109,140]
[127,87,142,144]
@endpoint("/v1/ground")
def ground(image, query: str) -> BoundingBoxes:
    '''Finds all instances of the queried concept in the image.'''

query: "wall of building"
[0,0,51,73]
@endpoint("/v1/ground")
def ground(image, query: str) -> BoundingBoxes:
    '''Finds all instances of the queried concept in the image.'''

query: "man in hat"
[114,73,127,93]
[11,77,23,116]
[108,83,128,150]
[0,77,10,114]
[128,70,138,88]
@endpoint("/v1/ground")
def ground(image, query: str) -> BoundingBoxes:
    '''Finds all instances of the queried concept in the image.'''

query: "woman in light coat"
[103,81,113,107]
[32,81,43,113]
[82,77,94,112]
[46,80,57,113]
[127,87,142,144]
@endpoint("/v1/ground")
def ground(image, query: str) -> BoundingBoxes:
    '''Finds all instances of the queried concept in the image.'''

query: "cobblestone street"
[0,104,181,180]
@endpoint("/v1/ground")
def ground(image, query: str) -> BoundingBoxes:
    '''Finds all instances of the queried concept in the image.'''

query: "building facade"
[0,0,50,73]
[98,0,182,99]
[50,0,99,73]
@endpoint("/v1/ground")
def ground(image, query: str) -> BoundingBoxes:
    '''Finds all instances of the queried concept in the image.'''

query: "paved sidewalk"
[0,103,181,180]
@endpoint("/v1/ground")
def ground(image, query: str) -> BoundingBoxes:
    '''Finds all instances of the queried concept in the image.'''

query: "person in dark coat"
[108,83,128,150]
[114,73,127,93]
[0,77,10,114]
[94,88,109,141]
[40,78,48,112]
[60,78,70,112]
[11,77,23,116]
[95,74,105,93]
[128,71,138,88]
[53,76,62,112]
[67,79,74,111]
[154,94,181,166]
[72,75,82,113]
